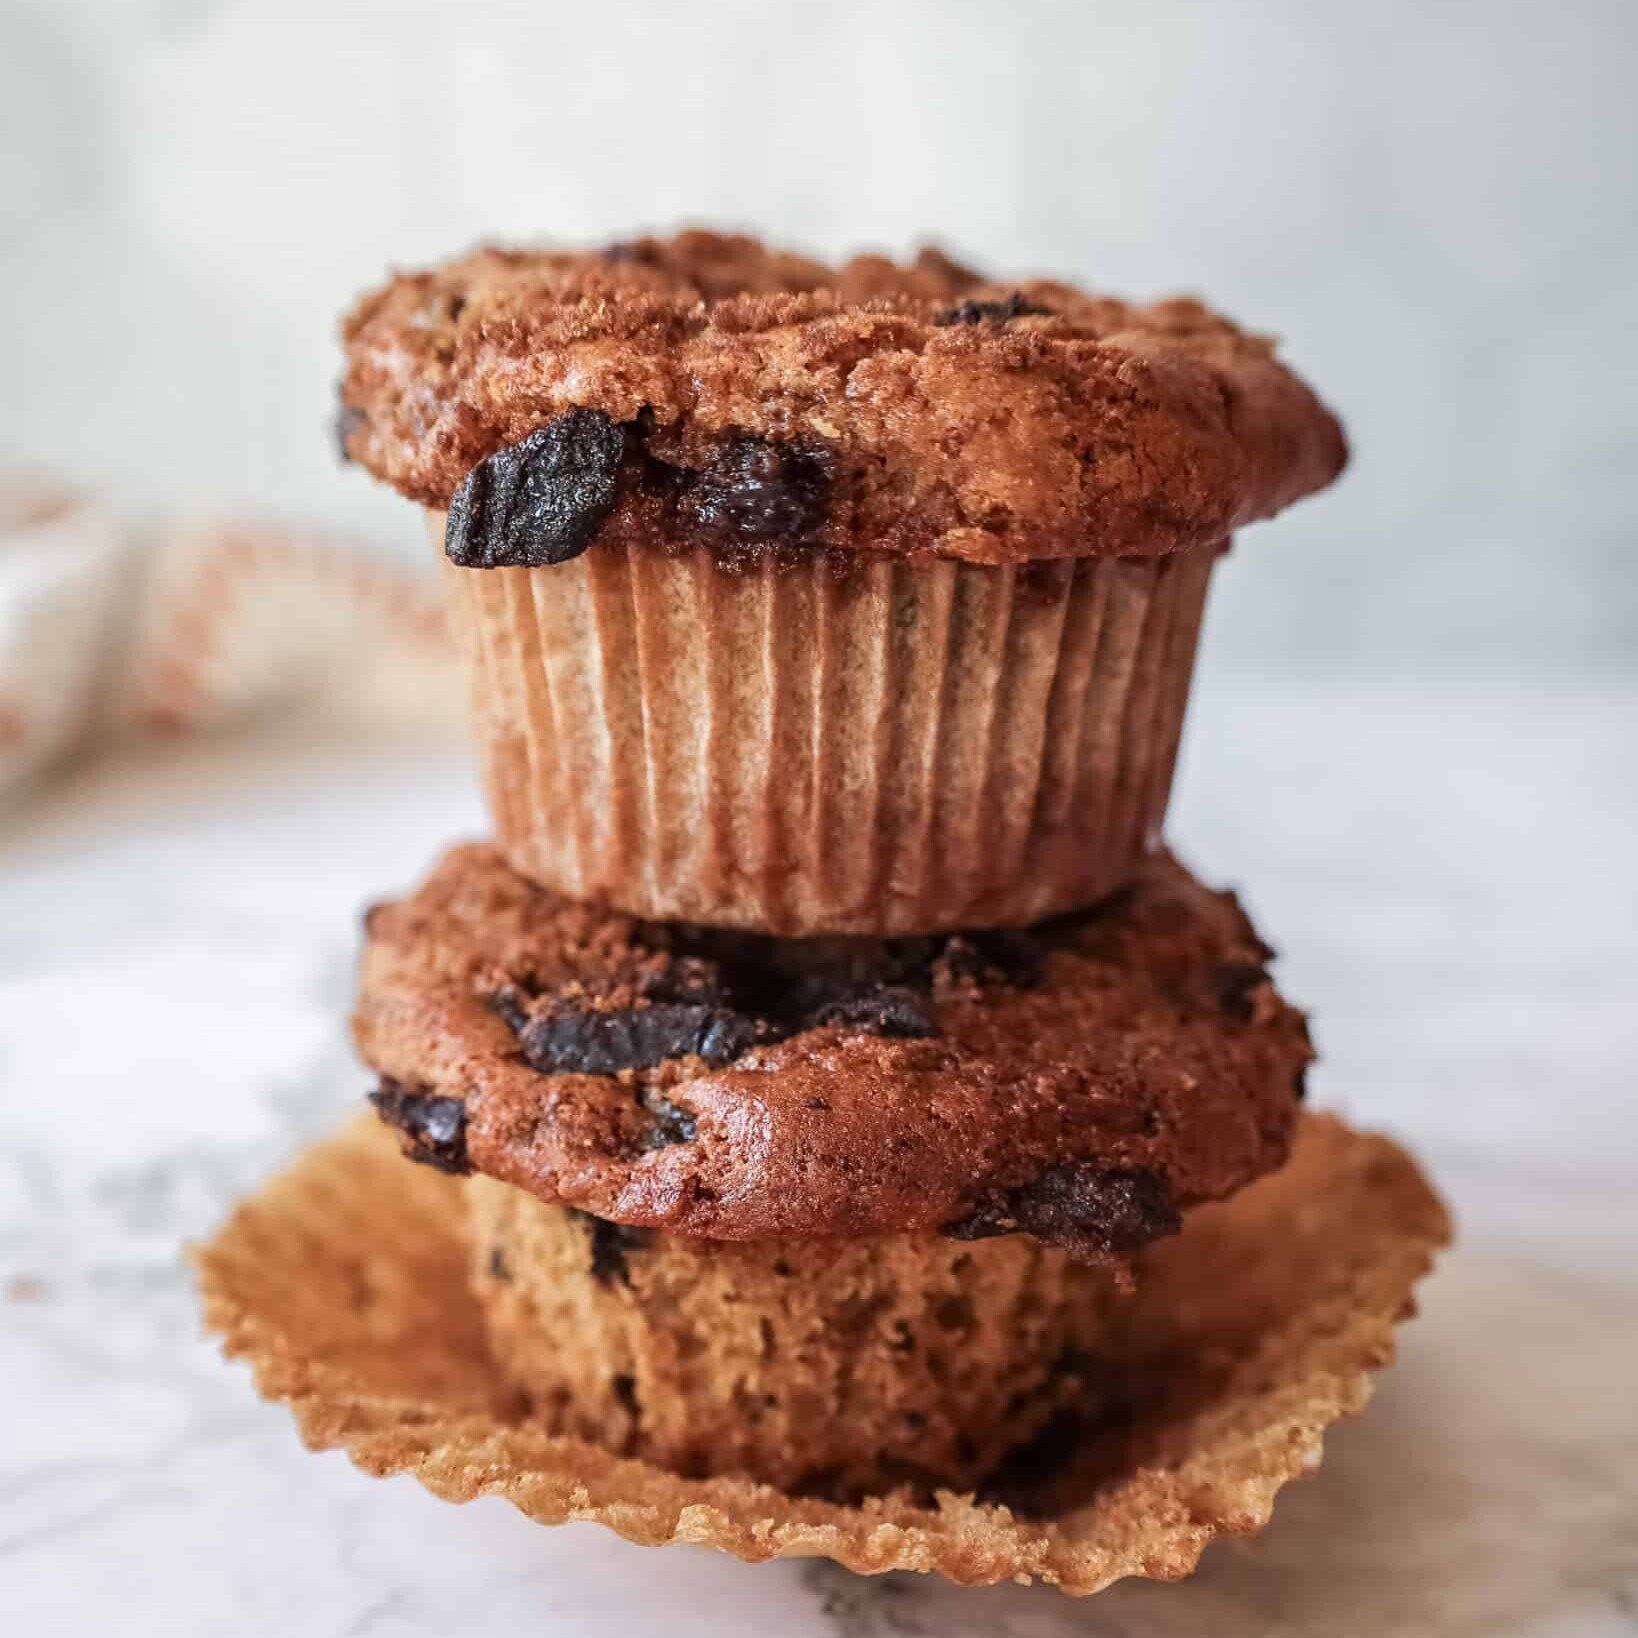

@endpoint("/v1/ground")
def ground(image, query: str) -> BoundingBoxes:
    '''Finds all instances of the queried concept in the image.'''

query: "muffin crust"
[354,843,1313,1260]
[339,230,1347,563]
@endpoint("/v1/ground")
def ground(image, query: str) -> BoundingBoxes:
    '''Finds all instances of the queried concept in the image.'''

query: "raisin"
[934,291,1051,326]
[445,408,627,568]
[368,1080,470,1174]
[679,435,829,543]
[943,1165,1179,1259]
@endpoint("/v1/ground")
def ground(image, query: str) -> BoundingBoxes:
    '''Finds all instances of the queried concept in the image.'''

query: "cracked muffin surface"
[354,842,1313,1262]
[339,229,1346,563]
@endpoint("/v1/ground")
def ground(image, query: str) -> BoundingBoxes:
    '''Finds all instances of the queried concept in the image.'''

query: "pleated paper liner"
[193,1111,1448,1596]
[435,514,1218,934]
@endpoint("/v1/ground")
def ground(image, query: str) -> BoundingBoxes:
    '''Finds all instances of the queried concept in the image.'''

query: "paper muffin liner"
[432,513,1218,934]
[466,1174,1127,1498]
[193,1112,1448,1596]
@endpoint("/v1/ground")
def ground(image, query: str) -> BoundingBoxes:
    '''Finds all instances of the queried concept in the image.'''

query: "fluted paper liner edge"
[193,1112,1448,1595]
[433,516,1217,933]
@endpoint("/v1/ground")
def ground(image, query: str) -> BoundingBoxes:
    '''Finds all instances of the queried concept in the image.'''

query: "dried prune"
[943,1165,1178,1259]
[445,408,627,568]
[934,291,1051,326]
[368,1080,470,1174]
[679,435,829,543]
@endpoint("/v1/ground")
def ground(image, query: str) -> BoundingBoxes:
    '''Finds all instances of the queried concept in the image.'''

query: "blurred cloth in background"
[0,472,461,798]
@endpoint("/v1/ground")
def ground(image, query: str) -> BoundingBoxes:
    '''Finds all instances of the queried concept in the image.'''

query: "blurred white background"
[3,0,1636,681]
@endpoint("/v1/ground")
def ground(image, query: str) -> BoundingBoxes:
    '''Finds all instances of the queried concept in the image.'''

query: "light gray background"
[3,0,1636,682]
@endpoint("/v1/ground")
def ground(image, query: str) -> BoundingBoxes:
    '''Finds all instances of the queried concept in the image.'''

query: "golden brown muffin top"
[353,842,1313,1263]
[338,230,1347,564]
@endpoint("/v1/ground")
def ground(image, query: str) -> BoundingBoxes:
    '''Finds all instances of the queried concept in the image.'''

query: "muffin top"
[338,230,1347,565]
[354,843,1312,1264]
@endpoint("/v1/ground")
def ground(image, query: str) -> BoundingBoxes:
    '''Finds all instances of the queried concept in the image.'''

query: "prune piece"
[445,408,627,568]
[943,1165,1179,1259]
[641,1094,700,1149]
[334,404,367,464]
[368,1080,470,1174]
[791,979,937,1038]
[568,1209,651,1287]
[679,435,829,543]
[517,1001,772,1074]
[934,291,1051,326]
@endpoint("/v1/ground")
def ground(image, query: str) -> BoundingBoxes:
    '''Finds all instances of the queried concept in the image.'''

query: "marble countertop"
[3,683,1635,1637]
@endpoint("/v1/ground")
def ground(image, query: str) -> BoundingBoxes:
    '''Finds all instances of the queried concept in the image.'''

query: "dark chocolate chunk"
[368,1080,470,1175]
[642,1093,699,1149]
[334,404,367,464]
[679,435,829,543]
[942,1164,1179,1259]
[934,291,1051,327]
[487,1245,511,1282]
[569,1209,651,1287]
[445,408,627,568]
[517,1001,773,1075]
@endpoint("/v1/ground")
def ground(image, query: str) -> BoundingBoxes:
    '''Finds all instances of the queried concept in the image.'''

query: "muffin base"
[193,1111,1448,1595]
[468,1177,1126,1497]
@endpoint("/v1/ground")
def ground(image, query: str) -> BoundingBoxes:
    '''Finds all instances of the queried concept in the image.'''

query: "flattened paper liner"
[436,515,1217,935]
[193,1112,1448,1596]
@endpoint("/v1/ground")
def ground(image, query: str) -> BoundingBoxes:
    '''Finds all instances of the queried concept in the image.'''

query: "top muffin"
[338,230,1346,563]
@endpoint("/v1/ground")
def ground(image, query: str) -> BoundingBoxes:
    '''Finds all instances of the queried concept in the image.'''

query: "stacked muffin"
[332,231,1371,1507]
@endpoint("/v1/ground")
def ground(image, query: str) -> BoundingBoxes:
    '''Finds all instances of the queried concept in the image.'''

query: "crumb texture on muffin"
[353,842,1313,1256]
[192,1110,1449,1595]
[469,1178,1125,1498]
[339,230,1347,562]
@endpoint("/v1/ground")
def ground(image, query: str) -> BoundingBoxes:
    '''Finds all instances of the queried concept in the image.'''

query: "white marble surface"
[3,684,1636,1636]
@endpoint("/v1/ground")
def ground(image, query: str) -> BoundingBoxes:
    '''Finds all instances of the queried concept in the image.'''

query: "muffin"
[338,231,1347,934]
[354,840,1314,1495]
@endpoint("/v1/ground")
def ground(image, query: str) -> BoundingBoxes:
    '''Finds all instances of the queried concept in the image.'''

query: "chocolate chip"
[368,1080,470,1175]
[934,291,1051,326]
[445,408,627,568]
[679,435,829,544]
[569,1209,651,1287]
[611,1372,640,1416]
[1211,961,1270,1022]
[487,1246,511,1282]
[641,1093,699,1149]
[942,1165,1179,1259]
[517,1002,773,1075]
[334,404,366,464]
[790,980,937,1038]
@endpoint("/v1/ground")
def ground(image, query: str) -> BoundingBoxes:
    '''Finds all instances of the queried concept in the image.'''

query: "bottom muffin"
[467,1175,1126,1498]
